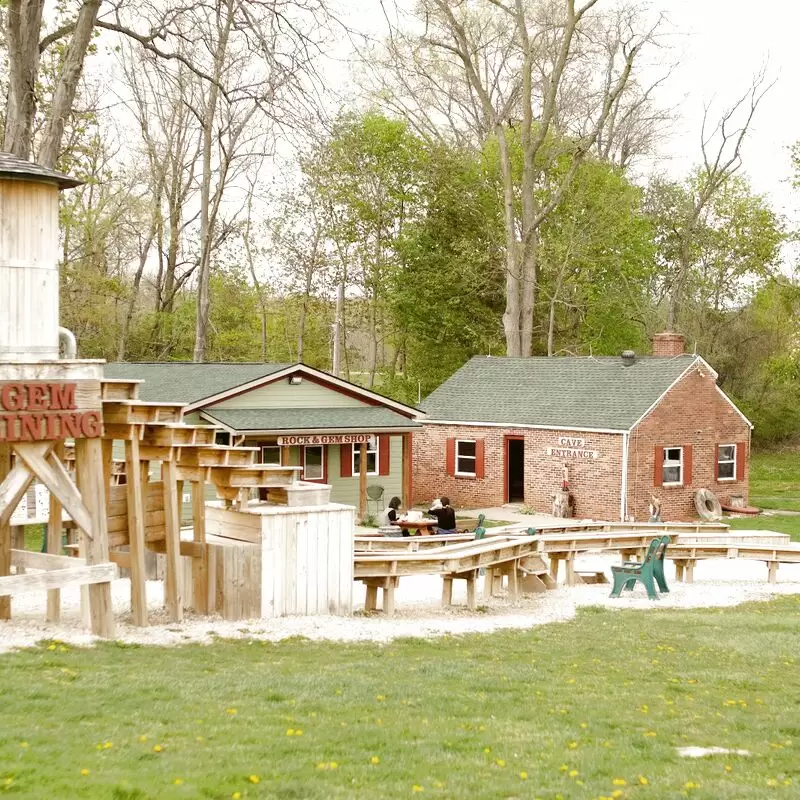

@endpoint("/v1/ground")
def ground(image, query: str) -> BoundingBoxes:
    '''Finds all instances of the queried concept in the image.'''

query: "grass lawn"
[2,599,799,799]
[725,514,800,542]
[749,452,800,512]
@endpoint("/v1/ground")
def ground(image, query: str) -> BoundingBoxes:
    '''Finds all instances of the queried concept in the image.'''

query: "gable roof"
[104,362,289,405]
[104,362,422,418]
[202,407,422,435]
[419,354,707,432]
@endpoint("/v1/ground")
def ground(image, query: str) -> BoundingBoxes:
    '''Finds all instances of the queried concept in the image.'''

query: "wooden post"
[46,443,64,623]
[442,576,453,606]
[191,481,208,614]
[466,570,477,610]
[767,561,778,584]
[74,438,115,638]
[358,443,367,522]
[401,433,412,510]
[124,437,148,627]
[161,458,183,621]
[0,444,11,620]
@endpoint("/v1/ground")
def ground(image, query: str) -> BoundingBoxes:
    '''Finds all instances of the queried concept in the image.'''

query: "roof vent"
[621,350,636,367]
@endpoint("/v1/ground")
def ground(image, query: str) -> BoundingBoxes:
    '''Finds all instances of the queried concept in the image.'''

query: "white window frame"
[717,444,737,481]
[455,439,477,477]
[261,445,281,465]
[303,445,324,481]
[662,446,683,487]
[352,438,379,476]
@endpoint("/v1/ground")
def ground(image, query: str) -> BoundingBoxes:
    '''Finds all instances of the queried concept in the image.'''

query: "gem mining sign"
[546,436,599,460]
[0,381,103,442]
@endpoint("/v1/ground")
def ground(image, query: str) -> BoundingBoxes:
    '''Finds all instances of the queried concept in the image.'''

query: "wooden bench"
[610,536,669,600]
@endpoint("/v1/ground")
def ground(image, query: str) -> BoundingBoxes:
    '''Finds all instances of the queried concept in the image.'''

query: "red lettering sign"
[0,382,100,442]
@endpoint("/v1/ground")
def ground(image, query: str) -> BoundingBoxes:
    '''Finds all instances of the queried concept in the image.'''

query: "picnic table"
[395,518,439,536]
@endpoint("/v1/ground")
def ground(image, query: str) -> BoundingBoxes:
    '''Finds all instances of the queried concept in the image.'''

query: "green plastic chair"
[653,535,670,593]
[610,537,664,600]
[526,527,537,536]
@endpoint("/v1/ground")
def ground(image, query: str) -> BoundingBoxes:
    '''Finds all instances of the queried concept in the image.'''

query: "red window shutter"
[683,444,693,487]
[653,446,664,487]
[445,438,456,476]
[340,444,352,478]
[714,444,720,480]
[378,435,390,476]
[475,439,485,479]
[735,441,746,481]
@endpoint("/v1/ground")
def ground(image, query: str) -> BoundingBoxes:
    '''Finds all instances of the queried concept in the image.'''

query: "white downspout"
[58,327,77,359]
[620,432,629,522]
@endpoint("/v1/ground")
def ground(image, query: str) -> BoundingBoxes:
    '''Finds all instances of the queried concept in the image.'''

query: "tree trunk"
[38,0,102,168]
[3,0,45,160]
[332,280,344,376]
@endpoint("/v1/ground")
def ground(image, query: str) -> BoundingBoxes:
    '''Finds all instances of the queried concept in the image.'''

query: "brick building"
[413,334,752,521]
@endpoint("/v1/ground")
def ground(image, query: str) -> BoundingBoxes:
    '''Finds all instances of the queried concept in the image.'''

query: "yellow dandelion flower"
[173,778,184,785]
[103,742,113,749]
[138,735,148,743]
[559,764,569,771]
[684,781,699,790]
[784,779,793,786]
[580,722,589,729]
[248,775,261,784]
[232,793,241,799]
[295,729,303,736]
[519,771,528,780]
[638,776,649,785]
[316,762,327,770]
[483,747,491,754]
[196,736,204,743]
[612,778,627,786]
[370,756,380,765]
[412,786,424,793]
[4,778,14,787]
[433,780,445,789]
[724,765,732,773]
[286,729,295,736]
[80,769,90,776]
[329,762,338,769]
[569,770,579,777]
[612,792,623,799]
[19,742,28,749]
[153,744,163,753]
[495,759,506,767]
[568,741,578,749]
[766,779,778,787]
[643,731,657,737]
[47,644,56,651]
[376,695,386,701]
[226,708,237,715]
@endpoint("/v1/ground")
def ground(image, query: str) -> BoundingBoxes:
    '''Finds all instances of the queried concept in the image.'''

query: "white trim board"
[199,412,418,437]
[421,419,627,435]
[186,363,424,419]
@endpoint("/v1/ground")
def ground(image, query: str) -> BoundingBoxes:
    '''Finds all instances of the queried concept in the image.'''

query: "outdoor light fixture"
[289,376,303,385]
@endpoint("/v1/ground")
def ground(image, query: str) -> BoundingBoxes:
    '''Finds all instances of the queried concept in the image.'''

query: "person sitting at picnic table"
[428,497,457,534]
[379,496,402,528]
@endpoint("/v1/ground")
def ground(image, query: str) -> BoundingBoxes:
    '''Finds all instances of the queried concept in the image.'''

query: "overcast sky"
[339,0,800,225]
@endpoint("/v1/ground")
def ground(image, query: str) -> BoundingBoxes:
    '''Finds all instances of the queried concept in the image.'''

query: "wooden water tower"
[0,153,115,637]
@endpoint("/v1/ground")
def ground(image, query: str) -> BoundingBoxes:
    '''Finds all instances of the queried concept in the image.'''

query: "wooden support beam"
[401,432,412,510]
[12,549,78,570]
[47,442,64,623]
[0,563,117,596]
[358,443,367,522]
[191,481,208,614]
[0,444,12,619]
[75,438,115,638]
[161,458,183,621]
[0,458,37,527]
[442,576,453,607]
[125,436,148,627]
[13,443,93,536]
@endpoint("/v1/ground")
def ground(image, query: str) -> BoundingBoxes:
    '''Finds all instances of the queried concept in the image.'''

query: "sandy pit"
[2,554,799,653]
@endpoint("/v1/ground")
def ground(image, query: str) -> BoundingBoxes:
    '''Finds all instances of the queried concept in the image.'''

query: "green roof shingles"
[202,407,421,433]
[419,355,700,431]
[104,362,290,405]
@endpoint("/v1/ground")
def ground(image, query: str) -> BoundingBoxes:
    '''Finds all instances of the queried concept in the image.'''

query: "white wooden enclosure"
[196,502,354,619]
[0,180,61,361]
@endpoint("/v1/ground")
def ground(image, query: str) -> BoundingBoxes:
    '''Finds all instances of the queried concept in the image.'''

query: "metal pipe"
[58,327,77,359]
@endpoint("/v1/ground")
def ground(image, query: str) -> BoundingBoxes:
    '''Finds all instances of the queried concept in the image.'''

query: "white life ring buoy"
[695,488,722,521]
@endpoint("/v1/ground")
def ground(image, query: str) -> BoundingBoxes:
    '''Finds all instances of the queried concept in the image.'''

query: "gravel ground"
[2,554,798,654]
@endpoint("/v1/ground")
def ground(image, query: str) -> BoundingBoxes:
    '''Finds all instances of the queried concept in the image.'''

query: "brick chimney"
[652,331,685,357]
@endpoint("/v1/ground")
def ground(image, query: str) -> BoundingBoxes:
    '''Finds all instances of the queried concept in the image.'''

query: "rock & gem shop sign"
[0,382,102,442]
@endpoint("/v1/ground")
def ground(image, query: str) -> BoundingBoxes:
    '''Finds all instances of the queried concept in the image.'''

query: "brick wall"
[413,424,624,520]
[627,366,751,521]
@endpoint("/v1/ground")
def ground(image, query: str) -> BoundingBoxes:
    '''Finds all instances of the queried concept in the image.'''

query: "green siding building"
[105,362,423,518]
